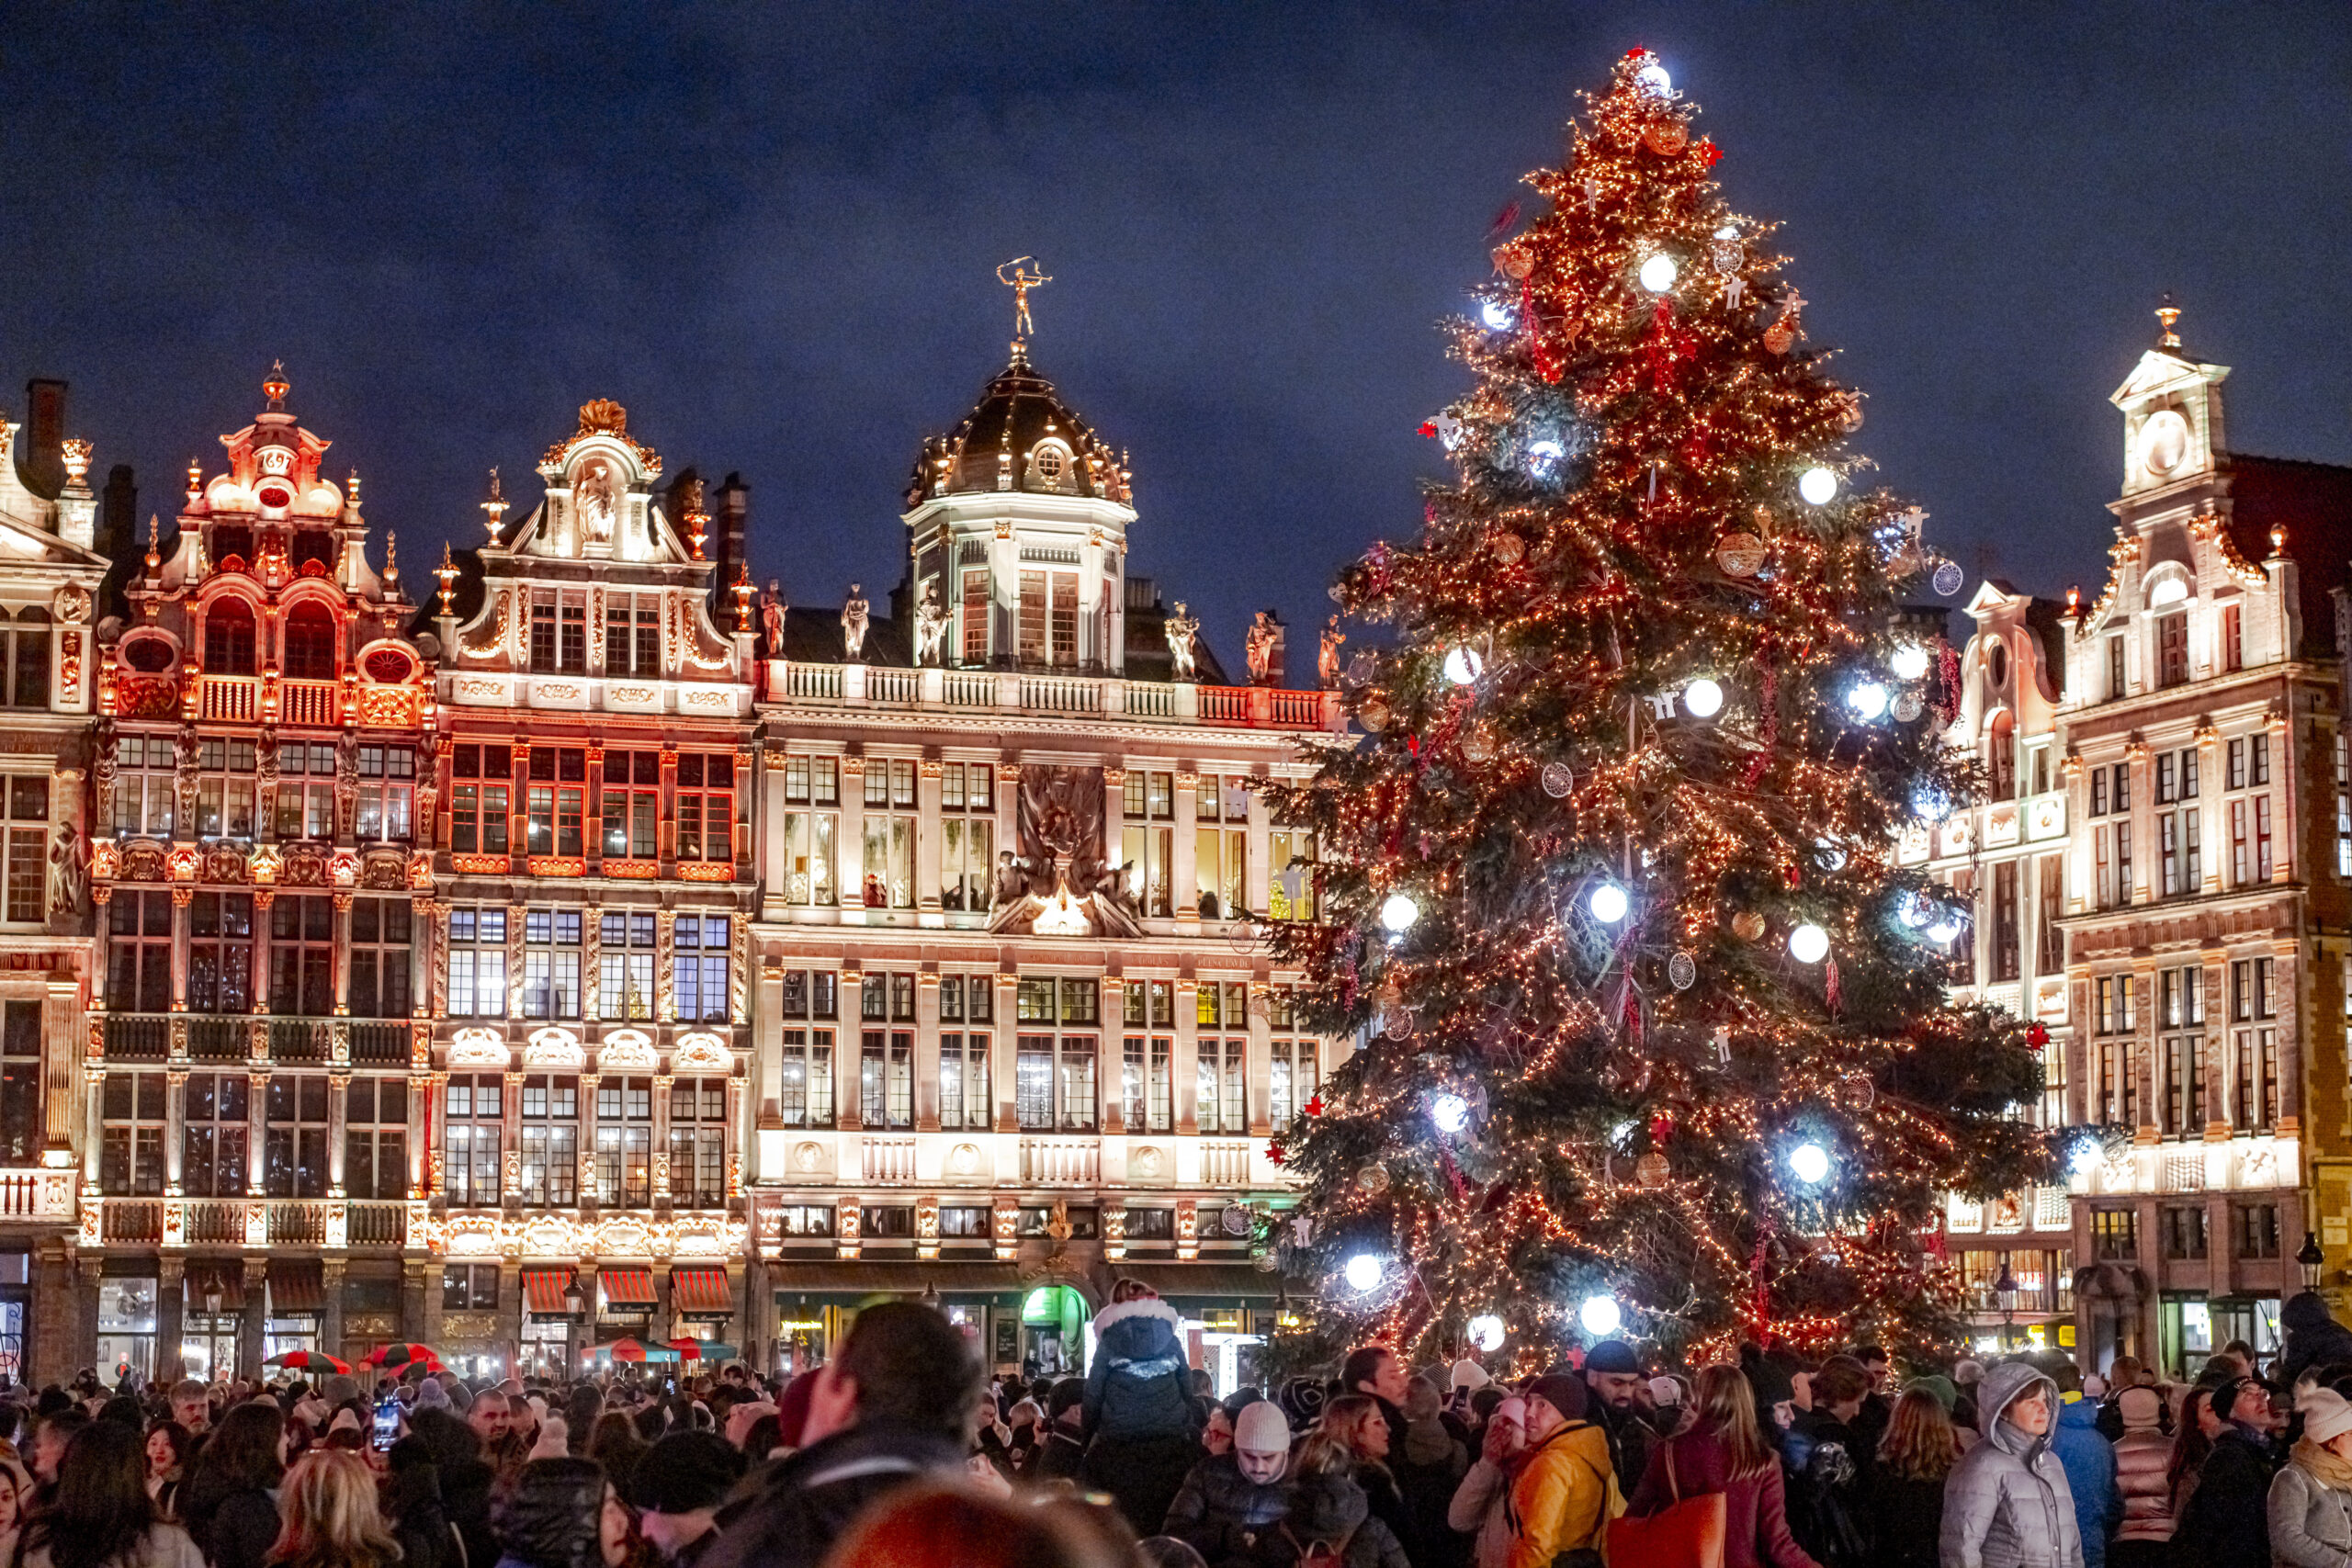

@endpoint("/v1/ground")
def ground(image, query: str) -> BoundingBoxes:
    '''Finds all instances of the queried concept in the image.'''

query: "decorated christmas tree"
[1270,51,2057,1366]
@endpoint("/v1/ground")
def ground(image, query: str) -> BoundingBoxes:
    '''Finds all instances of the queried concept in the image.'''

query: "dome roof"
[907,346,1133,508]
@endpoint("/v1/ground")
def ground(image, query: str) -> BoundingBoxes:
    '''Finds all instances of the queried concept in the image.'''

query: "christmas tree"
[1271,51,2056,1366]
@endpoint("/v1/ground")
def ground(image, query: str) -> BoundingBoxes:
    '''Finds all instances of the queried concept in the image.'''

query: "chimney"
[715,472,749,595]
[97,464,139,622]
[19,379,65,499]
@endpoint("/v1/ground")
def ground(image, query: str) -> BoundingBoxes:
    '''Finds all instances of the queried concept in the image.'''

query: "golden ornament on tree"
[1714,532,1767,578]
[1643,120,1689,156]
[1634,1151,1670,1188]
[1762,323,1795,355]
[1492,532,1525,566]
[1729,909,1767,942]
[1493,243,1534,280]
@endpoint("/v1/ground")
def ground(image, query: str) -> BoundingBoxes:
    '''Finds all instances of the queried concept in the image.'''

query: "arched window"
[204,599,256,676]
[283,603,336,681]
[1987,711,2017,800]
[7,608,47,711]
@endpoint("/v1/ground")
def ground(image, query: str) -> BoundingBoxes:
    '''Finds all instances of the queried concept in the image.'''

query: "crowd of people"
[4,1283,2351,1568]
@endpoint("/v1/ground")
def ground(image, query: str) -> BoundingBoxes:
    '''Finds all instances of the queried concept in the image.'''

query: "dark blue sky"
[4,4,2346,666]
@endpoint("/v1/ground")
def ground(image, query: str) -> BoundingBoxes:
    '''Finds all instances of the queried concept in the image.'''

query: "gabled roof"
[2218,453,2352,660]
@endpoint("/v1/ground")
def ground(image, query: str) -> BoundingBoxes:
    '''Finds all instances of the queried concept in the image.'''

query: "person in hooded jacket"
[489,1459,632,1568]
[2102,1386,2172,1568]
[2166,1374,2277,1568]
[2279,1295,2352,1397]
[1505,1374,1618,1568]
[2045,1363,2118,1568]
[1938,1360,2083,1568]
[1159,1401,1294,1568]
[412,1407,499,1568]
[379,1436,454,1568]
[179,1402,286,1568]
[1080,1281,1200,1536]
[1285,1422,1410,1568]
[1393,1375,1470,1568]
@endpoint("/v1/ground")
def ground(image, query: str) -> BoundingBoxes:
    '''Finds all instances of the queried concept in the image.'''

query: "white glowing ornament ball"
[1846,681,1889,722]
[1578,1294,1623,1338]
[1634,61,1672,96]
[1430,1093,1471,1134]
[1682,677,1724,718]
[1638,254,1679,294]
[1467,1314,1506,1353]
[1890,643,1932,681]
[1787,1141,1832,1186]
[1378,892,1419,934]
[1442,646,1485,686]
[1480,299,1515,332]
[1788,922,1830,964]
[1343,1254,1385,1293]
[2068,1139,2103,1175]
[1799,466,1839,505]
[1587,883,1629,924]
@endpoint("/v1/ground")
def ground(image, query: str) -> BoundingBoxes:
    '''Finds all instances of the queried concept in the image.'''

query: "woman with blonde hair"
[1858,1385,1960,1568]
[1290,1398,1411,1568]
[265,1450,401,1568]
[1626,1363,1820,1568]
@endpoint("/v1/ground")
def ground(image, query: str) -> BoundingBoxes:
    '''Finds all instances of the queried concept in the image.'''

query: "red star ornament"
[1266,1140,1286,1167]
[1303,1095,1324,1117]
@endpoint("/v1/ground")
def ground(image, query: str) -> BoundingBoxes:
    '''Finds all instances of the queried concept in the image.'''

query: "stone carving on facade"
[1245,611,1279,685]
[761,582,786,660]
[988,765,1140,938]
[1165,602,1199,681]
[174,728,200,828]
[911,582,949,667]
[840,585,869,661]
[575,457,617,549]
[1317,615,1346,689]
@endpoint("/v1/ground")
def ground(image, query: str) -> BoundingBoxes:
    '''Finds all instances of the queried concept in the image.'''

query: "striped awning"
[598,1267,657,1308]
[522,1269,581,1314]
[670,1268,732,1316]
[267,1259,324,1314]
[183,1259,245,1309]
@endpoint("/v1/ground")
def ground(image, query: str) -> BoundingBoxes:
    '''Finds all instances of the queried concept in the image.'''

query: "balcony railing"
[0,1170,74,1221]
[280,680,338,727]
[861,1139,916,1183]
[100,1015,413,1066]
[184,1201,244,1245]
[1020,1139,1100,1185]
[759,661,1343,733]
[103,1201,161,1243]
[351,1023,410,1065]
[347,1202,407,1247]
[1200,1141,1253,1187]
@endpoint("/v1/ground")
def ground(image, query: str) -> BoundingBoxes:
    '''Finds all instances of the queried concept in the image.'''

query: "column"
[2198,728,2224,894]
[1174,977,1199,1135]
[328,1073,350,1191]
[247,1070,270,1192]
[499,1262,523,1370]
[652,1074,673,1204]
[658,745,679,876]
[1246,779,1271,923]
[321,1258,345,1364]
[236,1258,266,1381]
[577,1075,601,1211]
[156,1256,185,1383]
[838,760,865,915]
[1101,979,1125,1134]
[2203,953,2229,1139]
[2274,937,2303,1134]
[831,982,858,1132]
[1247,983,1272,1137]
[31,1237,76,1387]
[992,974,1018,1133]
[164,1069,188,1190]
[1103,769,1127,908]
[411,897,438,1027]
[914,973,941,1133]
[170,886,192,1010]
[251,893,274,1017]
[2132,967,2157,1142]
[44,972,78,1153]
[503,1072,525,1201]
[917,762,943,916]
[585,743,605,877]
[76,1257,102,1382]
[404,1258,434,1348]
[331,892,353,1014]
[81,1067,101,1185]
[1172,774,1198,926]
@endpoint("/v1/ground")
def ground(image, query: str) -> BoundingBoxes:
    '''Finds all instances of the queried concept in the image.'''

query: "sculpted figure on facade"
[912,582,949,668]
[761,581,786,660]
[1165,601,1199,681]
[840,584,869,661]
[1317,615,1346,689]
[1244,611,1278,685]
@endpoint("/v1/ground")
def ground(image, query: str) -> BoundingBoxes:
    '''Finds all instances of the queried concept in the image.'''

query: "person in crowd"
[265,1450,401,1568]
[696,1303,980,1568]
[1286,1417,1410,1568]
[2105,1385,2174,1568]
[2092,1360,2142,1443]
[1030,1381,1089,1484]
[1079,1281,1201,1535]
[2171,1375,2278,1568]
[1448,1395,1525,1568]
[1580,1340,1653,1495]
[1938,1359,2081,1568]
[30,1409,92,1495]
[628,1431,742,1568]
[563,1389,603,1457]
[412,1405,500,1568]
[1849,1349,1894,1459]
[2268,1385,2352,1568]
[812,1483,1139,1568]
[2165,1387,2217,1529]
[1856,1384,1955,1568]
[144,1421,191,1521]
[1160,1399,1293,1568]
[489,1459,635,1568]
[1339,1348,1412,1461]
[1742,1353,1799,1452]
[1629,1363,1817,1568]
[1394,1374,1470,1568]
[1787,1358,1871,1568]
[0,1452,29,1566]
[379,1436,452,1568]
[587,1412,647,1495]
[1198,1404,1234,1460]
[20,1420,203,1568]
[181,1401,287,1568]
[2048,1360,2120,1568]
[168,1385,211,1442]
[1506,1373,1615,1568]
[2281,1296,2352,1395]
[1316,1395,1411,1552]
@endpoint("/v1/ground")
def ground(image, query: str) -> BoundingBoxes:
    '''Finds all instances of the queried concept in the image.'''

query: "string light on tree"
[1638,253,1679,293]
[1430,1092,1472,1134]
[1343,1254,1385,1293]
[1587,883,1630,924]
[1890,643,1931,681]
[1442,646,1485,685]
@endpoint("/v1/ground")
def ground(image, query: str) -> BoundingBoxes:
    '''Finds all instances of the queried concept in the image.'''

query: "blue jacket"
[1082,1296,1196,1440]
[2052,1393,2121,1568]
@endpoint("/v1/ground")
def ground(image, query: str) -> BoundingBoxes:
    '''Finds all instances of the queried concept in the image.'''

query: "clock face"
[2138,409,2190,476]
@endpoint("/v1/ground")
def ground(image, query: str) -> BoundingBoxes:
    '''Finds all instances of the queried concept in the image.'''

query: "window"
[2222,604,2243,673]
[1015,977,1099,1131]
[2160,1206,2208,1261]
[2160,1016,2204,1139]
[1122,772,1174,918]
[443,1075,503,1208]
[2232,958,2278,1133]
[2234,1203,2281,1260]
[183,892,253,1016]
[443,1265,498,1312]
[450,745,513,858]
[1195,774,1249,919]
[273,742,337,840]
[283,604,335,681]
[344,1077,407,1201]
[858,1023,912,1130]
[600,750,661,861]
[596,910,656,1021]
[940,763,996,912]
[861,760,915,908]
[774,1205,834,1239]
[1121,979,1175,1134]
[106,891,174,1012]
[1017,569,1079,666]
[606,596,662,678]
[1270,986,1317,1125]
[594,1077,653,1208]
[1987,713,2016,800]
[2160,805,2201,898]
[100,1071,166,1195]
[940,1205,992,1239]
[2037,857,2064,975]
[2096,820,2132,909]
[2157,613,2188,687]
[447,907,509,1019]
[672,915,730,1023]
[676,753,735,864]
[267,895,334,1016]
[2108,635,2127,700]
[668,1077,726,1208]
[1270,827,1317,920]
[111,735,175,837]
[529,594,586,674]
[2338,733,2352,880]
[960,568,989,664]
[2227,734,2271,790]
[778,755,840,908]
[194,739,257,842]
[2095,974,2137,1035]
[2041,1024,2068,1131]
[0,1002,36,1164]
[519,908,582,1020]
[526,748,586,857]
[348,897,413,1019]
[777,972,837,1130]
[204,598,256,675]
[1196,981,1249,1134]
[515,1074,579,1206]
[940,977,992,1132]
[182,1071,248,1197]
[2091,1207,2138,1262]
[263,1074,328,1198]
[355,746,414,841]
[1991,861,2020,982]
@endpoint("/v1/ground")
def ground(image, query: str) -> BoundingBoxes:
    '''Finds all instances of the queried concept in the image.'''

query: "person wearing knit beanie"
[1450,1359,1491,1393]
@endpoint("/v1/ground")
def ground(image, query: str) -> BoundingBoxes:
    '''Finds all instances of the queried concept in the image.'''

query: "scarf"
[2292,1438,2352,1492]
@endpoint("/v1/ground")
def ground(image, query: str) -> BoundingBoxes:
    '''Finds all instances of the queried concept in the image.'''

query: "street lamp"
[1994,1258,2018,1348]
[2300,1231,2325,1291]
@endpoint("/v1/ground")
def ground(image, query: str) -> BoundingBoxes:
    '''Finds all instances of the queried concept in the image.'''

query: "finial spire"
[263,359,289,410]
[997,256,1052,348]
[481,467,508,546]
[435,542,458,615]
[2155,293,2182,351]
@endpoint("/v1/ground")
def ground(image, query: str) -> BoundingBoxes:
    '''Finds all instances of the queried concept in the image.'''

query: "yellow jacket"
[1507,1418,1622,1568]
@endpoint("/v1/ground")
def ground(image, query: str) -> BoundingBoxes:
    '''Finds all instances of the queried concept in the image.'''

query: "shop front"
[263,1261,324,1364]
[766,1261,1024,1373]
[595,1266,659,1364]
[668,1267,736,1357]
[520,1269,585,1379]
[180,1260,245,1382]
[2160,1293,2283,1380]
[96,1270,158,1382]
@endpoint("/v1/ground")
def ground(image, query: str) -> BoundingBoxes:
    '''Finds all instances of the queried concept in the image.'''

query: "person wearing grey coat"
[1939,1362,2084,1568]
[2267,1384,2352,1568]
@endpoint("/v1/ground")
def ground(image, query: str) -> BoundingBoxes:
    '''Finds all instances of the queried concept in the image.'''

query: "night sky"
[3,5,2346,670]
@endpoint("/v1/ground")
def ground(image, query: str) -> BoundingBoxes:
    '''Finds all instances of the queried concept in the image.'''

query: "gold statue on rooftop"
[998,257,1052,340]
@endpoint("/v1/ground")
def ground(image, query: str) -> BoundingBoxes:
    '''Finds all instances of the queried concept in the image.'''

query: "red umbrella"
[364,1343,444,1372]
[264,1349,350,1372]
